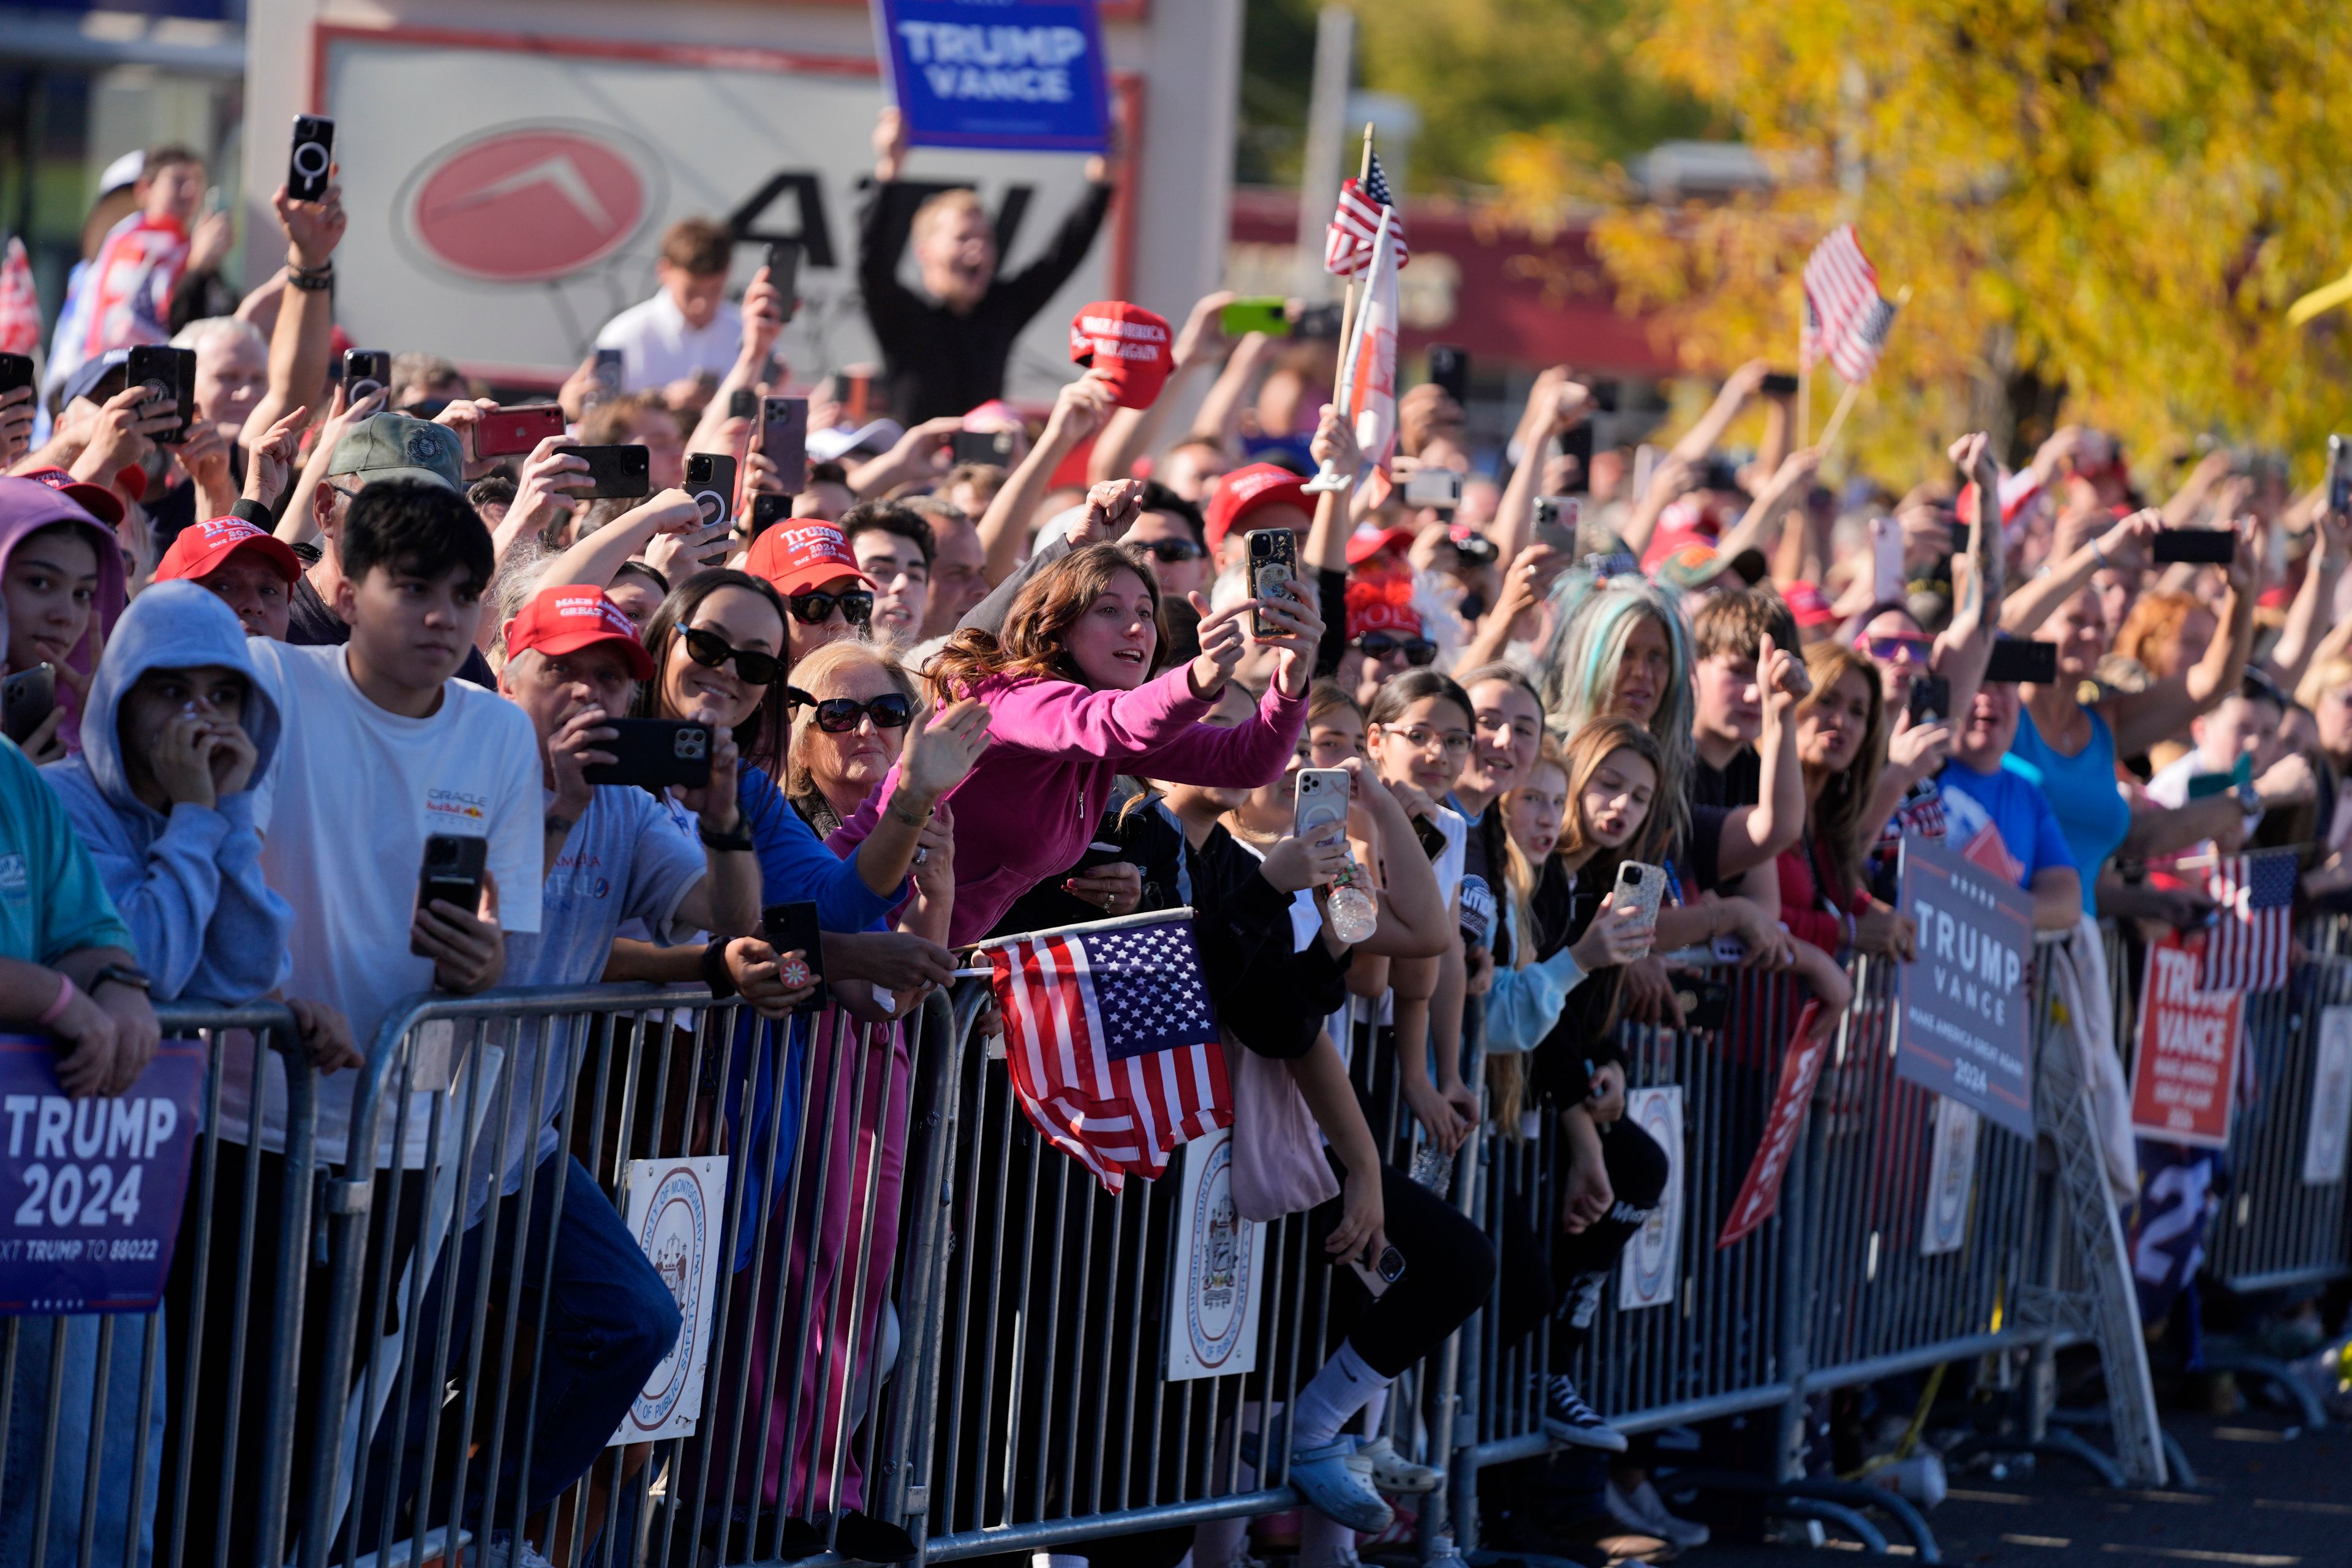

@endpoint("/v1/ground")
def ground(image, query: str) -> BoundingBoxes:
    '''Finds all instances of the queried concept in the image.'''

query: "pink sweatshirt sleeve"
[980,668,1215,758]
[1136,681,1308,788]
[827,767,892,855]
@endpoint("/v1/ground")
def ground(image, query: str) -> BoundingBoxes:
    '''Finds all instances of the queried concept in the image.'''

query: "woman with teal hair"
[1536,570,1697,848]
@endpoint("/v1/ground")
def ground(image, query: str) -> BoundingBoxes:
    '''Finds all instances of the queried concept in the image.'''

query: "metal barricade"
[0,1000,319,1568]
[295,985,950,1568]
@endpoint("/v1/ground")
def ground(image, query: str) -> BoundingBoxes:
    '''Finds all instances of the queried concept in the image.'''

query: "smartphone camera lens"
[292,140,330,179]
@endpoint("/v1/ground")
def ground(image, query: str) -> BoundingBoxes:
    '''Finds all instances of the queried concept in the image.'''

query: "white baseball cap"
[97,150,145,197]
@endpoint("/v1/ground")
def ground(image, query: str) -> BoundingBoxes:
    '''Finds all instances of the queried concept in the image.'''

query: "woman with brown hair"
[1777,641,1909,990]
[829,541,1322,943]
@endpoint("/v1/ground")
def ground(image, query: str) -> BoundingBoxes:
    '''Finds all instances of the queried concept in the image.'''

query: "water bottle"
[1327,847,1379,944]
[1410,1140,1453,1197]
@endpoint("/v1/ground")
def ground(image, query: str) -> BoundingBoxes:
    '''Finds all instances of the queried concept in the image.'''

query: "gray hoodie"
[42,581,292,1003]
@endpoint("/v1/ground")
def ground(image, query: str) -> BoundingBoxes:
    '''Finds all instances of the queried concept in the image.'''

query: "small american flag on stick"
[2201,850,2297,993]
[1800,224,1898,383]
[984,912,1231,1193]
[1324,151,1410,279]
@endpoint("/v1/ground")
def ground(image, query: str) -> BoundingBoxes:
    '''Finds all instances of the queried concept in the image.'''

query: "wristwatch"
[2235,780,2261,813]
[699,816,754,852]
[89,963,152,998]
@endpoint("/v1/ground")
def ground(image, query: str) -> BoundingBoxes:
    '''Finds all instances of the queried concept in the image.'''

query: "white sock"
[1291,1340,1386,1452]
[1357,1385,1388,1440]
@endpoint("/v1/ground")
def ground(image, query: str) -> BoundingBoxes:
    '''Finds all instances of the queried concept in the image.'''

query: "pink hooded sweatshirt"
[829,663,1306,945]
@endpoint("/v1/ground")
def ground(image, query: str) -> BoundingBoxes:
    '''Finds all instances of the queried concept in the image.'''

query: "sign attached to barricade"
[612,1156,728,1446]
[1920,1095,1980,1256]
[2128,936,2243,1149]
[876,0,1112,152]
[1619,1086,1683,1308]
[1166,1128,1265,1381]
[2305,1006,2352,1184]
[1717,1001,1827,1250]
[1895,840,2035,1139]
[0,1036,204,1314]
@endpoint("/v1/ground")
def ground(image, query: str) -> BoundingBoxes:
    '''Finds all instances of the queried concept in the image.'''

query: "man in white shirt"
[592,217,744,398]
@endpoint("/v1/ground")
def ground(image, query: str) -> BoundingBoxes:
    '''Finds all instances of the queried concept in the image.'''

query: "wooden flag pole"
[1796,288,1812,447]
[1814,284,1909,454]
[1303,123,1379,495]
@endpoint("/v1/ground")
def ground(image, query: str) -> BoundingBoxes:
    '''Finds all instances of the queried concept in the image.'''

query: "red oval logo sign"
[410,129,646,282]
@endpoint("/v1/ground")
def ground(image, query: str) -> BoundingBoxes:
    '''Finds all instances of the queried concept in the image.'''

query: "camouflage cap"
[326,413,464,492]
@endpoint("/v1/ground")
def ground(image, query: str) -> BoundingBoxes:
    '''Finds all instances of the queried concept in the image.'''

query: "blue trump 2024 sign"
[0,1036,204,1314]
[877,0,1110,152]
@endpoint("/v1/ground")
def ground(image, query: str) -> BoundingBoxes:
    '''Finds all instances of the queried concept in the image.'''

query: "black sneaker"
[1539,1371,1629,1453]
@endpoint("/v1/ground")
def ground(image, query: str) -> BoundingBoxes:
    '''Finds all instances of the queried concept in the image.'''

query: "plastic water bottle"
[1327,848,1379,944]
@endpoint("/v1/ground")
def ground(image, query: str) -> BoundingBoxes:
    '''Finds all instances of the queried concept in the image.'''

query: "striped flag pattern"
[0,238,39,357]
[1324,151,1410,278]
[1800,224,1898,382]
[984,914,1232,1193]
[2201,850,2297,993]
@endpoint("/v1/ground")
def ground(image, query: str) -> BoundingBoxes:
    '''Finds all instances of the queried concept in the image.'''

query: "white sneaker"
[1607,1477,1709,1550]
[1354,1433,1443,1494]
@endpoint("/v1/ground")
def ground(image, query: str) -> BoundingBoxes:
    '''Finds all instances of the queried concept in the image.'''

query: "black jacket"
[1185,824,1352,1061]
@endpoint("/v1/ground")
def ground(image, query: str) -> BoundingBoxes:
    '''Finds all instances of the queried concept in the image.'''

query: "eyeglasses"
[1355,632,1439,666]
[1381,723,1473,758]
[1858,633,1932,663]
[1134,538,1205,564]
[804,693,915,734]
[676,624,783,686]
[788,589,874,627]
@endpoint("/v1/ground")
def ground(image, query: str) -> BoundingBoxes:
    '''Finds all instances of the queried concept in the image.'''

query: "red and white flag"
[0,238,38,357]
[1336,205,1402,483]
[984,914,1231,1193]
[1800,224,1898,383]
[1324,151,1409,279]
[2201,850,2296,993]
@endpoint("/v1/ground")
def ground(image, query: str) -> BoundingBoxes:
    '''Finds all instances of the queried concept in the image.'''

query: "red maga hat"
[505,585,655,679]
[1202,463,1312,550]
[17,466,124,529]
[1069,301,1174,410]
[154,517,301,587]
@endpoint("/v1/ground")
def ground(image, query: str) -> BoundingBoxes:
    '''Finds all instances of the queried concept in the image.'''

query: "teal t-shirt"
[0,739,130,965]
[2008,704,2132,916]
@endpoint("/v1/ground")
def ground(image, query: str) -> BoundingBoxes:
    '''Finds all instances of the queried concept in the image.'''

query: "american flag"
[985,914,1231,1193]
[1800,225,1899,383]
[1324,152,1410,279]
[0,238,39,357]
[2201,850,2297,993]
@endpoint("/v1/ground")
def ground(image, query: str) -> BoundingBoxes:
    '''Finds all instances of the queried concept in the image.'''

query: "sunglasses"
[1134,538,1205,563]
[801,693,916,733]
[788,589,873,627]
[676,624,783,686]
[1355,631,1439,666]
[1858,633,1933,663]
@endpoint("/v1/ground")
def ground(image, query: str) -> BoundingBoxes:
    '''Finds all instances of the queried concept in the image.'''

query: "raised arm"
[2000,508,2159,636]
[1711,446,1823,567]
[685,265,787,458]
[2109,519,2260,760]
[2264,510,2346,694]
[239,178,347,458]
[1670,360,1769,464]
[534,489,713,592]
[1188,331,1275,455]
[974,371,1116,586]
[1718,633,1811,876]
[1088,292,1231,483]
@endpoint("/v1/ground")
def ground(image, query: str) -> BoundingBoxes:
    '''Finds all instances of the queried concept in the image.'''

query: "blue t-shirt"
[2008,706,2130,916]
[0,739,130,965]
[1938,755,2077,891]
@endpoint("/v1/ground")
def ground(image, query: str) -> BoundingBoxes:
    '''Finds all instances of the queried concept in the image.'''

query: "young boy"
[45,144,208,403]
[1689,586,1800,810]
[592,216,744,394]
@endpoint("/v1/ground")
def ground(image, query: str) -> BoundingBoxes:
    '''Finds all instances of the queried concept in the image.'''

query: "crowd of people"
[0,113,2343,1568]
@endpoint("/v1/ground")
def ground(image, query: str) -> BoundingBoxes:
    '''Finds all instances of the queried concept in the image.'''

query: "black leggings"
[1305,1153,1496,1379]
[1494,1116,1670,1354]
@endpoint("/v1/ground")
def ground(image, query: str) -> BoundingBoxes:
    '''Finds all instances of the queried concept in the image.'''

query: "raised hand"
[273,175,347,271]
[241,405,309,510]
[895,697,993,809]
[1185,592,1251,698]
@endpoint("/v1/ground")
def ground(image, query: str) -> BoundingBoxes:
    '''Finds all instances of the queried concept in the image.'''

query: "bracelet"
[35,974,74,1029]
[2091,539,2111,571]
[287,262,333,293]
[700,940,740,1000]
[889,799,933,830]
[698,816,753,852]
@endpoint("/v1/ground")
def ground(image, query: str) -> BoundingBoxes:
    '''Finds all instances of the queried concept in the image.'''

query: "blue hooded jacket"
[41,581,292,1003]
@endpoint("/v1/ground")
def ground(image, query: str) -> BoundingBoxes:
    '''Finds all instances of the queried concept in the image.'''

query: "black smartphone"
[761,396,809,495]
[570,445,651,500]
[1561,422,1594,495]
[1374,1245,1406,1284]
[764,241,802,323]
[748,493,793,540]
[125,344,196,443]
[1906,674,1951,726]
[685,453,736,534]
[1245,527,1297,638]
[761,900,829,1011]
[581,718,711,788]
[1412,815,1449,862]
[1294,303,1345,341]
[412,834,489,953]
[2330,434,2351,517]
[2150,528,2236,565]
[726,386,758,423]
[1983,638,2058,685]
[1677,979,1732,1033]
[342,348,391,404]
[1760,371,1801,397]
[590,347,625,399]
[0,353,32,398]
[950,429,1016,467]
[1,664,55,745]
[288,114,335,202]
[1427,344,1469,405]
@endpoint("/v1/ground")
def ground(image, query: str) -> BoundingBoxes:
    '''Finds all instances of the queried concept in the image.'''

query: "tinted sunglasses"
[788,589,873,627]
[1858,633,1932,662]
[1355,631,1438,666]
[1135,538,1205,563]
[676,625,783,686]
[804,693,916,734]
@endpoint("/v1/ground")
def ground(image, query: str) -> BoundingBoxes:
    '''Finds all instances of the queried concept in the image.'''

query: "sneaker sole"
[1543,1419,1631,1454]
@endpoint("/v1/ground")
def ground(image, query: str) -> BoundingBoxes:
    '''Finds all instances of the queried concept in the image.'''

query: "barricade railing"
[0,1000,319,1568]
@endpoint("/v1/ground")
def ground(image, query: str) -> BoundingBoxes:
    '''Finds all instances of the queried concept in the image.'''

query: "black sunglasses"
[1355,631,1438,666]
[803,693,916,734]
[676,624,783,686]
[788,589,873,627]
[1135,538,1205,563]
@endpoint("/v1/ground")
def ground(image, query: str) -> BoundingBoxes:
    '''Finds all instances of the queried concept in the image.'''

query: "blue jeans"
[358,1153,680,1544]
[1,1313,164,1568]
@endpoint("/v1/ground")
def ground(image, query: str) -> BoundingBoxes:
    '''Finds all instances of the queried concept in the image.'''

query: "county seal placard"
[1166,1129,1265,1381]
[611,1156,728,1445]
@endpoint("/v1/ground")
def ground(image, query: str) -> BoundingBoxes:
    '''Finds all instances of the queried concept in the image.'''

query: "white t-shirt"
[2144,750,2262,840]
[593,290,744,393]
[236,641,545,1167]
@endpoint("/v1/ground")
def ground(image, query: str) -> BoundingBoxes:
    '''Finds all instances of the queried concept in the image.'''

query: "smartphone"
[1871,514,1905,601]
[590,347,625,399]
[2329,434,2351,517]
[1375,1245,1406,1283]
[1219,298,1290,338]
[1700,455,1744,492]
[763,240,802,322]
[727,386,759,422]
[1590,380,1621,415]
[1412,814,1450,862]
[342,348,391,404]
[1677,978,1732,1032]
[1906,674,1951,726]
[761,900,828,1010]
[412,834,489,954]
[1245,526,1297,638]
[950,429,1016,467]
[1,665,55,746]
[1561,420,1594,495]
[1760,371,1801,397]
[0,353,32,398]
[288,114,335,202]
[1612,861,1667,956]
[475,404,566,459]
[2150,528,2236,565]
[581,718,711,788]
[748,493,792,540]
[1294,303,1344,341]
[570,444,651,500]
[124,345,196,443]
[761,396,809,495]
[1427,344,1469,405]
[2186,771,2236,802]
[1532,494,1580,551]
[1983,638,2059,685]
[685,453,737,533]
[1403,468,1464,510]
[1293,767,1351,845]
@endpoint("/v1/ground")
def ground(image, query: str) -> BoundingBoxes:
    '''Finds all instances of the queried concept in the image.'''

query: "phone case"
[761,398,809,495]
[580,720,711,788]
[950,429,1016,466]
[1245,528,1296,637]
[573,445,651,500]
[2150,529,2237,565]
[685,454,737,529]
[288,115,335,202]
[413,835,489,952]
[1871,516,1905,601]
[126,346,195,443]
[1,665,55,745]
[1219,300,1290,337]
[761,901,829,1009]
[1613,861,1668,933]
[0,353,32,396]
[475,405,566,458]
